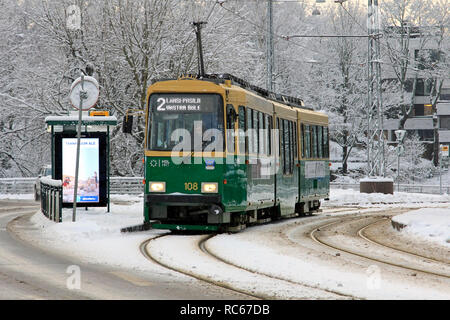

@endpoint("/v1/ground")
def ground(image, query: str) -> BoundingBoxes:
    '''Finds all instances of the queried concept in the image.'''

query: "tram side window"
[258,111,264,155]
[282,119,293,175]
[226,105,236,153]
[246,108,253,154]
[301,124,305,158]
[266,114,272,155]
[289,121,294,172]
[277,118,281,157]
[239,106,247,154]
[311,125,317,158]
[304,124,310,159]
[289,121,295,173]
[318,125,323,158]
[283,120,288,174]
[282,120,286,173]
[293,122,297,159]
[323,126,329,158]
[253,109,259,154]
[315,126,319,158]
[290,120,294,173]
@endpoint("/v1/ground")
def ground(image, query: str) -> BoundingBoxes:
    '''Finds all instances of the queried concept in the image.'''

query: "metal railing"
[0,177,144,195]
[330,182,450,195]
[109,177,143,195]
[40,177,63,223]
[0,178,35,194]
[2,177,448,196]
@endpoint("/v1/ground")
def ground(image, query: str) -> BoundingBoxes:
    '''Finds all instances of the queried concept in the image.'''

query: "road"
[2,200,448,300]
[139,205,449,300]
[0,200,248,300]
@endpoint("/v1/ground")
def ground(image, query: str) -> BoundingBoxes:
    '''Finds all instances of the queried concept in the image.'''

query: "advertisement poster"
[62,138,99,203]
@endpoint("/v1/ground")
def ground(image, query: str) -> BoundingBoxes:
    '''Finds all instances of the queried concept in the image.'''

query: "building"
[381,25,448,160]
[437,79,450,147]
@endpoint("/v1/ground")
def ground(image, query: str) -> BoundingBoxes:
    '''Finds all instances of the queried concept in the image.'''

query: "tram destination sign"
[150,94,220,113]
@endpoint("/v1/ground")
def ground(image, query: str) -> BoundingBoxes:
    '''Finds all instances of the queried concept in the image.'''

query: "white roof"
[439,130,450,142]
[383,117,433,130]
[437,102,450,116]
[45,115,117,122]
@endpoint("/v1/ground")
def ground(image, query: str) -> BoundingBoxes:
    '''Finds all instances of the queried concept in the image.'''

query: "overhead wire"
[217,1,347,65]
[335,1,447,76]
[218,0,445,76]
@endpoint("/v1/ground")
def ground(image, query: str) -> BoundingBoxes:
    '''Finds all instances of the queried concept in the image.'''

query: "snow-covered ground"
[392,208,450,247]
[423,167,450,186]
[3,189,450,299]
[329,140,450,186]
[0,193,34,200]
[23,195,169,271]
[324,188,450,207]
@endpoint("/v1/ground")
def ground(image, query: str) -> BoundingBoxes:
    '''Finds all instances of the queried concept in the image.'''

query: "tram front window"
[148,93,224,152]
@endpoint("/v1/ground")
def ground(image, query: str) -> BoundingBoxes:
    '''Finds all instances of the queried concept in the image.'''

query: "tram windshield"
[148,93,224,152]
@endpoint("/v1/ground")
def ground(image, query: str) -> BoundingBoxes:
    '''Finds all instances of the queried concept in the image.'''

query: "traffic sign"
[69,76,99,110]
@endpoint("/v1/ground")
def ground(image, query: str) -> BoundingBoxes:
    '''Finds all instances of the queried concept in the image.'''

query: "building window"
[415,79,434,97]
[414,104,424,116]
[440,88,450,101]
[440,117,450,129]
[417,129,434,141]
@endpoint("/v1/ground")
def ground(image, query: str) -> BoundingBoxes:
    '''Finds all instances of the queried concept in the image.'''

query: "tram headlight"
[201,182,218,193]
[149,181,166,193]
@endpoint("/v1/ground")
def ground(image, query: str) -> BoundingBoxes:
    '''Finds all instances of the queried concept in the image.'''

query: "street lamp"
[394,129,406,192]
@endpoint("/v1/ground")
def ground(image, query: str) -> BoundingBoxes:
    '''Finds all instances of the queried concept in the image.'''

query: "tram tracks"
[138,207,373,299]
[198,235,355,300]
[308,214,450,279]
[140,231,357,300]
[139,235,265,300]
[139,206,449,300]
[358,218,450,265]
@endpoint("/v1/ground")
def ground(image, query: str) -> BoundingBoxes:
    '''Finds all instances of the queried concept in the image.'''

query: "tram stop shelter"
[45,111,117,212]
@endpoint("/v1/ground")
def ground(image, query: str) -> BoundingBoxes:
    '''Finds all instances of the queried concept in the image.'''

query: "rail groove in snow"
[199,233,356,300]
[309,215,450,279]
[358,218,450,266]
[139,235,265,300]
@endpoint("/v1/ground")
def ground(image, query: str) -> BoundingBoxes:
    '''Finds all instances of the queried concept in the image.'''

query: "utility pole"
[366,0,385,177]
[193,21,207,78]
[266,0,274,92]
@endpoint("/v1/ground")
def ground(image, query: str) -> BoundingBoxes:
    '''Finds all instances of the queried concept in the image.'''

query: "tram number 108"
[184,182,198,191]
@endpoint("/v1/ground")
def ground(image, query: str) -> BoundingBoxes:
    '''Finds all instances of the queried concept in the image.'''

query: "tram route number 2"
[184,182,198,191]
[156,97,202,112]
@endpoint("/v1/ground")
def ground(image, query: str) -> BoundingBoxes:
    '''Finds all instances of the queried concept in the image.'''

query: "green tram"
[141,74,329,232]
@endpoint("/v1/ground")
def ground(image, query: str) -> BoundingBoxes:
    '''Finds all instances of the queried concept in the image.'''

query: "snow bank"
[391,208,450,247]
[0,194,34,200]
[40,176,62,187]
[325,188,450,207]
[27,196,168,269]
[360,177,394,182]
[207,233,449,299]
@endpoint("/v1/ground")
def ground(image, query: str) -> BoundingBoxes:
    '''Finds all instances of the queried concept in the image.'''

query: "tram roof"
[151,73,313,111]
